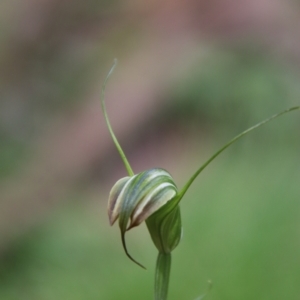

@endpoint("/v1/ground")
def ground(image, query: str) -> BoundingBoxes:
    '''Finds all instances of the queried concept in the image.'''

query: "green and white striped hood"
[108,168,178,230]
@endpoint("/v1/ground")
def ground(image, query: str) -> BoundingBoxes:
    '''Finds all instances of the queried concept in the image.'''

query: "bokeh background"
[1,1,300,299]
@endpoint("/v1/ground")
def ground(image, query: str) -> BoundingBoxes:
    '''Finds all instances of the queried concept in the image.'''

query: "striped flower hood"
[108,168,177,229]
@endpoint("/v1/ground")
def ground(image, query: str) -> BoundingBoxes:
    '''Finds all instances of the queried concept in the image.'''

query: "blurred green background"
[0,1,300,299]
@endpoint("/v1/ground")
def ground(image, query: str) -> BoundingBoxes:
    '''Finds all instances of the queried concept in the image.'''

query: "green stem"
[178,106,300,200]
[155,252,171,300]
[101,59,134,177]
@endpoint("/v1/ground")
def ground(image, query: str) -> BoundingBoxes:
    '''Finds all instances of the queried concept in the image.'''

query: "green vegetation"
[1,40,300,300]
[1,1,300,299]
[0,143,299,299]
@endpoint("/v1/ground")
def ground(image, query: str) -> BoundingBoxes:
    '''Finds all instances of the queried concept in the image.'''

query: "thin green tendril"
[178,106,300,201]
[101,59,134,177]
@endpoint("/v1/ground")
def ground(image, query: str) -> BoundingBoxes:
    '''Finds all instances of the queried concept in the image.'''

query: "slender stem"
[155,252,171,300]
[178,106,300,200]
[101,59,134,177]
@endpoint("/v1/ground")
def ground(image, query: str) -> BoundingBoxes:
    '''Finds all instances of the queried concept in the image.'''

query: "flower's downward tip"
[107,209,118,226]
[108,218,115,226]
[121,232,146,270]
